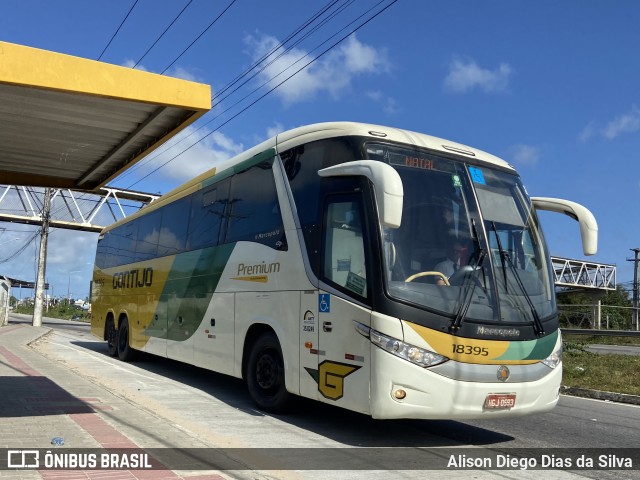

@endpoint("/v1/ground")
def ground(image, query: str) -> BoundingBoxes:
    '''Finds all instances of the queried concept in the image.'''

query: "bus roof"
[102,122,514,233]
[274,122,514,171]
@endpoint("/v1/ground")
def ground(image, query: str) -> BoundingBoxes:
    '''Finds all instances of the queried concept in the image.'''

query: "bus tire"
[246,332,292,413]
[117,317,139,362]
[105,316,117,357]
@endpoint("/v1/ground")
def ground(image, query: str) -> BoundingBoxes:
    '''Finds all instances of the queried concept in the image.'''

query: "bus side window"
[135,210,161,262]
[110,223,137,267]
[187,181,228,251]
[322,197,368,299]
[225,160,286,250]
[95,234,107,269]
[158,196,190,256]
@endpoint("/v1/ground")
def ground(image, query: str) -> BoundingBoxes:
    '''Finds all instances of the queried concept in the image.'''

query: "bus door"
[315,194,372,414]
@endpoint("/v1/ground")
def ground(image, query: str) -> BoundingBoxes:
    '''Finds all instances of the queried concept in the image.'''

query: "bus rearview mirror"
[318,160,404,228]
[531,197,598,256]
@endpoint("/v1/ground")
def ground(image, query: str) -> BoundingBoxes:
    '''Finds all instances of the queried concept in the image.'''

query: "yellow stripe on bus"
[404,322,540,365]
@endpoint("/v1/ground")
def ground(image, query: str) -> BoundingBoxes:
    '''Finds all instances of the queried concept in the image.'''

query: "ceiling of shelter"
[0,41,211,191]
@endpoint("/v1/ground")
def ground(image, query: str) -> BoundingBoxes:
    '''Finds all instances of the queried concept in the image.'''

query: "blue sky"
[1,0,639,299]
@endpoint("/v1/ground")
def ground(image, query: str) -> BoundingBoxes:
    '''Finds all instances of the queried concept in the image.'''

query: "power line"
[208,0,388,123]
[160,0,238,74]
[212,0,358,109]
[120,0,386,186]
[134,0,194,68]
[127,0,398,188]
[115,0,353,183]
[214,0,345,101]
[98,0,140,61]
[0,230,39,264]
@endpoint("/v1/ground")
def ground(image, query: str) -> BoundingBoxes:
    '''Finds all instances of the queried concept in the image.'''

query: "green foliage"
[562,340,591,356]
[557,285,634,329]
[557,285,632,307]
[562,334,640,395]
[13,303,89,321]
[563,353,640,396]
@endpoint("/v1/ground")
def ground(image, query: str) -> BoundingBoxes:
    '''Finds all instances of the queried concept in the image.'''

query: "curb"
[6,321,640,409]
[560,386,640,406]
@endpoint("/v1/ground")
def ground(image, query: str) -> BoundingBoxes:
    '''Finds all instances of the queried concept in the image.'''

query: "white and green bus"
[91,122,597,419]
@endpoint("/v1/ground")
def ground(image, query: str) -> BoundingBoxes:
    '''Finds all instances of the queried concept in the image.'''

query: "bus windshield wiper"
[450,219,485,332]
[490,222,545,336]
[450,249,486,332]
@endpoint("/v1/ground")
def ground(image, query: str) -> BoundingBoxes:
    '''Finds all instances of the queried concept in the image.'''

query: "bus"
[91,122,597,419]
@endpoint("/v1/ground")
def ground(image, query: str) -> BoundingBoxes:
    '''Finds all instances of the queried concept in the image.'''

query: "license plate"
[484,393,516,410]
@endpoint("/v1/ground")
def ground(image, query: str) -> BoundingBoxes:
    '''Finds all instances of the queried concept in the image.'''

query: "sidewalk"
[0,322,227,479]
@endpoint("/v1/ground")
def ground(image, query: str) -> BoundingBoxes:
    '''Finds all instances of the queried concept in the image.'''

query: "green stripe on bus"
[495,330,558,361]
[157,243,235,342]
[523,329,558,360]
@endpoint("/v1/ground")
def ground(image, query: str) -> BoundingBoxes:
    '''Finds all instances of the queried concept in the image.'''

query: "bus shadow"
[70,340,514,447]
[0,374,95,418]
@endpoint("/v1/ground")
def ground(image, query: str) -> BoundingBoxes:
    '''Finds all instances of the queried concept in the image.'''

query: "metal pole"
[629,248,640,331]
[32,188,51,327]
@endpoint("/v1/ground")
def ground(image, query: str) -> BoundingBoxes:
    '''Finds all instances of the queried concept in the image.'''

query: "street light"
[65,263,92,305]
[67,270,81,304]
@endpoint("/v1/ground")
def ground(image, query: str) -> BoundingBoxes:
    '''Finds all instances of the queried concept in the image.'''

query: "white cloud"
[166,66,203,83]
[266,122,285,139]
[47,230,97,268]
[366,90,399,114]
[244,33,389,105]
[122,59,148,71]
[579,106,640,142]
[444,57,513,94]
[152,126,244,183]
[507,144,541,166]
[579,121,597,143]
[121,60,202,83]
[603,106,640,139]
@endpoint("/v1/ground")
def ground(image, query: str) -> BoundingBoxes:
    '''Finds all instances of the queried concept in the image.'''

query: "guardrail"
[561,328,640,337]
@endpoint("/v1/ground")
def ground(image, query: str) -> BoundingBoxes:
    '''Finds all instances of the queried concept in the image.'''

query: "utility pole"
[32,188,51,328]
[628,248,640,331]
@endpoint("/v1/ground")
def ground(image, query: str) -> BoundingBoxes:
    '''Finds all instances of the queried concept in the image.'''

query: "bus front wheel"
[246,332,292,413]
[117,317,139,362]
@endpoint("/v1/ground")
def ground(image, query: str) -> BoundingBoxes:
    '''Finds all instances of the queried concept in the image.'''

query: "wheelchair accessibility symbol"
[319,294,331,313]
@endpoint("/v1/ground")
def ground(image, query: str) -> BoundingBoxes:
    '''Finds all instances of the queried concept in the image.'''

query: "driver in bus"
[434,241,464,285]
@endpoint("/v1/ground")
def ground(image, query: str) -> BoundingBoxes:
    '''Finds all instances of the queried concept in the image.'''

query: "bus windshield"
[366,143,556,325]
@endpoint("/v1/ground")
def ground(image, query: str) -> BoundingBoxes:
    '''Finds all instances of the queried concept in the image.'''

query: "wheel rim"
[256,350,279,391]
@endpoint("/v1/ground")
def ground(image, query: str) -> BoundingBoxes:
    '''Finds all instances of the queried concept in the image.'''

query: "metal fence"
[558,304,637,330]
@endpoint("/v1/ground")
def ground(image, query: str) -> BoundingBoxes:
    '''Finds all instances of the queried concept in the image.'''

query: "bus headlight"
[541,343,562,369]
[369,329,448,368]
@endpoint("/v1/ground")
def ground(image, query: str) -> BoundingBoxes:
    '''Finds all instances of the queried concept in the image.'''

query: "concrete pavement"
[0,320,228,479]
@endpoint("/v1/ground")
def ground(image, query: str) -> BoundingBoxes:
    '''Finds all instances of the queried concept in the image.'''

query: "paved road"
[3,314,639,479]
[586,344,640,356]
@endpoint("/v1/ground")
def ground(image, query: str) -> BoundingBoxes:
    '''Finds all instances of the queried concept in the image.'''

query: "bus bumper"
[370,347,561,420]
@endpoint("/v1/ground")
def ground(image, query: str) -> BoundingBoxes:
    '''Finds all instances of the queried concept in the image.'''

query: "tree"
[557,286,632,329]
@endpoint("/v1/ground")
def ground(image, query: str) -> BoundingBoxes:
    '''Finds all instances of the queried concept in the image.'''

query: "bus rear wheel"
[117,317,139,362]
[105,317,117,357]
[246,332,292,413]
